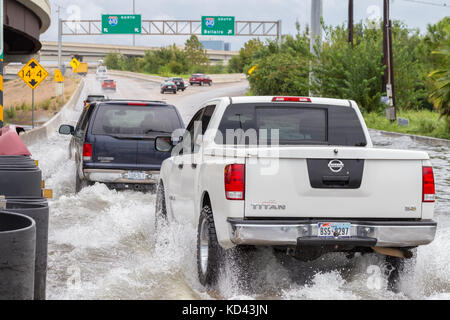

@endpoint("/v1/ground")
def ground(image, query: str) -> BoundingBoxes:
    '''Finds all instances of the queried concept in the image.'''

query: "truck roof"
[229,96,352,107]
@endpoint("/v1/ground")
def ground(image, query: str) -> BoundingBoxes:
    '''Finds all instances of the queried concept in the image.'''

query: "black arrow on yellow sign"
[29,79,38,87]
[29,61,38,69]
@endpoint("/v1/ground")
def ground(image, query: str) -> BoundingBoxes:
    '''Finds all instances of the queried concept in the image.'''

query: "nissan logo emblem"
[328,160,344,173]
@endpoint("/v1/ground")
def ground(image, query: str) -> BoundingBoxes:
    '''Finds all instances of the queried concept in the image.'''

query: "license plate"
[127,171,147,180]
[318,222,351,238]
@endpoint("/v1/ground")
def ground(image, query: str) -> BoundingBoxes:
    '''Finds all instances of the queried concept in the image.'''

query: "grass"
[363,109,450,140]
[41,99,51,111]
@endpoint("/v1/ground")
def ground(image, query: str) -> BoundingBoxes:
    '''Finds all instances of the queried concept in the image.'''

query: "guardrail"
[108,70,247,84]
[20,79,85,146]
[371,129,450,148]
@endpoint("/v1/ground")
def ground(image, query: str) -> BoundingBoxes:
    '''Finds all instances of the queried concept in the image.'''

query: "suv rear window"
[91,104,182,136]
[215,103,367,147]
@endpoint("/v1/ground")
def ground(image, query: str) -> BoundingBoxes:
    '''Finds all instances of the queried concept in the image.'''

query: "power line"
[401,0,450,7]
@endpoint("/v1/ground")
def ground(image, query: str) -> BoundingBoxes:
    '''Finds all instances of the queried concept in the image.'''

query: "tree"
[184,35,209,71]
[227,38,264,73]
[429,24,450,132]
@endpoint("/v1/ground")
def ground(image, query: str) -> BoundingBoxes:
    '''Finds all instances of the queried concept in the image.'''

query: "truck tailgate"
[243,147,426,219]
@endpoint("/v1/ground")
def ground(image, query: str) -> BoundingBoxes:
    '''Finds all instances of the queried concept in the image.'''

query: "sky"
[41,0,450,50]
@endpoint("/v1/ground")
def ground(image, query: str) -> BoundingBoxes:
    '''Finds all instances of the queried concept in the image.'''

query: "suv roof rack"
[99,99,168,105]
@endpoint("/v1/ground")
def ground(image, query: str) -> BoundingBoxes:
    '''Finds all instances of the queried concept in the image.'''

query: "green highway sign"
[201,16,235,36]
[102,14,142,34]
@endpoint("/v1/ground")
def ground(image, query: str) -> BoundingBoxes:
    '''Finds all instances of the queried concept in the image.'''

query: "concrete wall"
[20,79,85,146]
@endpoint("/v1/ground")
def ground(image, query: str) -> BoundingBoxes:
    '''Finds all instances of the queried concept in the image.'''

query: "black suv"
[167,77,187,91]
[59,100,184,192]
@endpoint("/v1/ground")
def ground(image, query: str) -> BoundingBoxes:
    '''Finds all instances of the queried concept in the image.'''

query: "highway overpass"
[3,0,51,63]
[39,41,239,66]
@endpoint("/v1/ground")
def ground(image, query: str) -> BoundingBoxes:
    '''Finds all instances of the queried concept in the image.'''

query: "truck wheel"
[75,173,89,193]
[197,205,224,287]
[155,182,168,230]
[385,256,405,293]
[208,82,212,86]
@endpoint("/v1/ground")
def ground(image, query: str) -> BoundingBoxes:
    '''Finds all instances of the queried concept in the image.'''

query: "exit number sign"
[102,14,142,34]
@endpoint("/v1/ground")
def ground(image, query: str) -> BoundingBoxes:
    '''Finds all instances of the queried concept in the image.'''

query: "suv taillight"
[83,143,93,161]
[423,166,435,202]
[225,164,245,200]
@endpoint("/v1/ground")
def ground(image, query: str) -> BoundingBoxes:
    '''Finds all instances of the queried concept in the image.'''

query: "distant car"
[189,74,212,86]
[160,81,177,94]
[102,80,116,91]
[167,77,186,91]
[96,66,108,80]
[84,94,109,107]
[58,100,184,193]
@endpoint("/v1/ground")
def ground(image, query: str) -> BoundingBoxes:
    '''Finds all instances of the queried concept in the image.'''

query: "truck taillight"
[83,143,93,161]
[423,166,435,202]
[225,164,245,200]
[272,97,312,102]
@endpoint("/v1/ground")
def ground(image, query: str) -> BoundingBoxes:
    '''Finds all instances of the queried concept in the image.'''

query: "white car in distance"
[96,66,108,80]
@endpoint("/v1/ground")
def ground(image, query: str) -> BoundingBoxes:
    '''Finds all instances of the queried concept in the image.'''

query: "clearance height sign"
[202,16,235,36]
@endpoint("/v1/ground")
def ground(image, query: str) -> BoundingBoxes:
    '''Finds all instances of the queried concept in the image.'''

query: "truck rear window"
[91,105,182,136]
[215,103,367,146]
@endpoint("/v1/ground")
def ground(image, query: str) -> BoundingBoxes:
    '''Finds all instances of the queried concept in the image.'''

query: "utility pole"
[132,0,136,46]
[309,0,323,96]
[348,0,354,47]
[310,0,323,56]
[383,0,396,121]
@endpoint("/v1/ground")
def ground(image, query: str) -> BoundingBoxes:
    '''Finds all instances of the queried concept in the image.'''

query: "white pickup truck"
[154,96,437,290]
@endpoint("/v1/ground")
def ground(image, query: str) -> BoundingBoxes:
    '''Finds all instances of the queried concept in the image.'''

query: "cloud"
[41,0,450,49]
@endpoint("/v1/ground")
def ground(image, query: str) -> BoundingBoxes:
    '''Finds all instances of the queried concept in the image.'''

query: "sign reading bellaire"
[102,14,142,34]
[18,58,49,89]
[202,16,235,36]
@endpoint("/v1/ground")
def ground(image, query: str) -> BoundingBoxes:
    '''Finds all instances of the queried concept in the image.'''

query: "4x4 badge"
[328,160,344,173]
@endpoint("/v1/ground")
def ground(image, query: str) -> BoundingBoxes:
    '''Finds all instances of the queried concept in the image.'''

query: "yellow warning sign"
[18,58,49,90]
[248,65,258,76]
[70,58,80,72]
[55,69,65,82]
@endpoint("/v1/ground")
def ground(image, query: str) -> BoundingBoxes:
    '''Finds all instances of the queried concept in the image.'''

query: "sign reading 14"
[18,58,49,89]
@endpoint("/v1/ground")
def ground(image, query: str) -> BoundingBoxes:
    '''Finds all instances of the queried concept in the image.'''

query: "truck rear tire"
[386,255,406,293]
[197,205,224,287]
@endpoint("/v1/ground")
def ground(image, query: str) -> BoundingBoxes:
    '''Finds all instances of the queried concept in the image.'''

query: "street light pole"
[133,0,136,46]
[309,0,323,96]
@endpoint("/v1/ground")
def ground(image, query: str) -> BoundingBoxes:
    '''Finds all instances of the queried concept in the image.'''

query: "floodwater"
[28,76,449,300]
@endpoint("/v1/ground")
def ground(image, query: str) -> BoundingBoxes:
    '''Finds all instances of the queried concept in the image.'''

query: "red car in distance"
[102,79,117,91]
[189,74,212,86]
